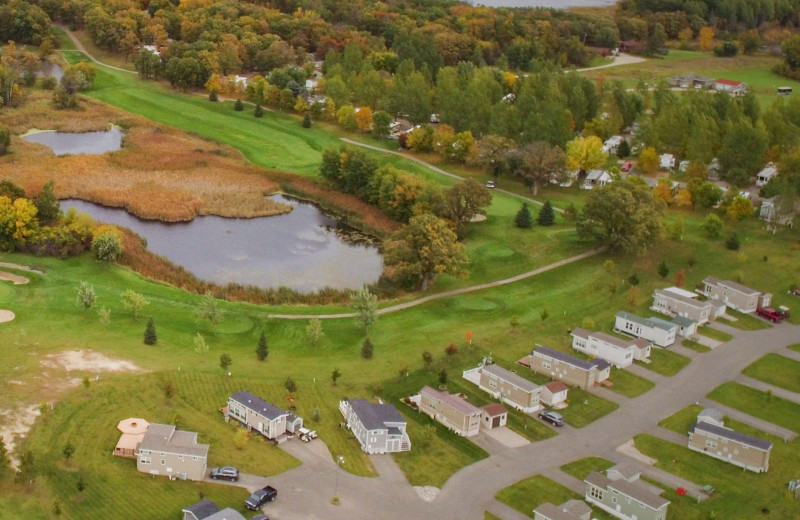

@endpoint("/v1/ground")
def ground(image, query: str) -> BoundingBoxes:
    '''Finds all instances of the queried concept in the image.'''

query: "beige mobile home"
[698,276,771,313]
[529,346,611,390]
[417,386,482,437]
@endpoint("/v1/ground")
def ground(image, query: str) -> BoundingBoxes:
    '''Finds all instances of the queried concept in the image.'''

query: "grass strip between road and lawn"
[556,388,619,428]
[560,457,615,481]
[697,326,734,342]
[716,309,772,331]
[788,343,800,353]
[639,347,691,377]
[681,339,711,353]
[742,353,800,394]
[707,381,800,433]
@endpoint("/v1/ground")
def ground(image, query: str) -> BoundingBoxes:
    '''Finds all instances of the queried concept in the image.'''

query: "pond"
[21,127,124,156]
[62,196,384,292]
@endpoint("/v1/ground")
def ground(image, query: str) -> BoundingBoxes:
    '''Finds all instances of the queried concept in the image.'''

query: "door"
[492,416,500,428]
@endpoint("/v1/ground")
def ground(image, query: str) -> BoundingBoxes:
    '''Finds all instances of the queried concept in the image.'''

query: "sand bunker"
[0,310,14,323]
[40,349,142,372]
[0,271,29,285]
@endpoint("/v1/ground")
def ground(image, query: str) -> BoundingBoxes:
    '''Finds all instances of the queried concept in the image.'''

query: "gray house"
[528,346,611,390]
[182,500,246,520]
[585,468,669,520]
[698,276,771,313]
[339,398,411,454]
[462,362,541,413]
[533,500,592,520]
[226,391,303,441]
[136,423,209,481]
[614,311,677,347]
[651,287,724,324]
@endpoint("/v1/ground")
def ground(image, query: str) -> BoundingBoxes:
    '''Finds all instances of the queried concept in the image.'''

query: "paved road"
[260,322,800,520]
[576,53,647,72]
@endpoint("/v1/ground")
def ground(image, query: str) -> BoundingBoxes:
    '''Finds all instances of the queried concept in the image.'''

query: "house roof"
[690,422,772,451]
[716,78,744,86]
[702,276,760,296]
[532,346,597,371]
[616,311,676,332]
[655,289,713,310]
[544,381,569,393]
[138,424,209,458]
[663,286,698,299]
[116,433,144,451]
[671,315,695,327]
[204,508,246,520]
[758,164,778,178]
[587,330,640,350]
[586,169,609,181]
[481,403,507,417]
[182,500,220,520]
[570,327,589,340]
[533,502,586,520]
[607,463,641,482]
[697,407,724,423]
[345,398,405,430]
[420,386,481,416]
[585,472,670,510]
[481,363,539,392]
[230,391,288,421]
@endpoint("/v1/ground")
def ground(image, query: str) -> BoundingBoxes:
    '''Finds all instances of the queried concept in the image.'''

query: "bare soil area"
[40,349,143,373]
[0,271,29,285]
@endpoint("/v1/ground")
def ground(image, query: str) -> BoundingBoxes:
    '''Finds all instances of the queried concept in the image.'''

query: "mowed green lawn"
[742,353,800,393]
[640,347,691,377]
[560,456,615,480]
[495,474,617,520]
[716,309,772,331]
[658,404,705,434]
[607,368,654,398]
[708,382,800,433]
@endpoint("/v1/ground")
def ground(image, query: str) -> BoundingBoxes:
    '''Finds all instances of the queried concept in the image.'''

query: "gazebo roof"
[117,418,150,435]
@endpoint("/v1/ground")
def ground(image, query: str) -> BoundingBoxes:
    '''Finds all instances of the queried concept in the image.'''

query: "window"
[589,487,604,500]
[542,361,551,369]
[193,456,199,461]
[160,459,166,465]
[140,457,151,464]
[706,440,717,449]
[489,380,497,389]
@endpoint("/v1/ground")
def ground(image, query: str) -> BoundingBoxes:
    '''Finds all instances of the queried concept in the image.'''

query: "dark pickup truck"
[245,485,278,510]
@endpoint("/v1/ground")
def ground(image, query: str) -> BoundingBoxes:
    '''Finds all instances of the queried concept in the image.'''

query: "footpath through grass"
[707,382,800,433]
[742,353,800,394]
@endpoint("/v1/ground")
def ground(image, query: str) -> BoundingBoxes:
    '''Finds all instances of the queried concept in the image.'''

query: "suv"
[245,485,278,510]
[539,410,565,427]
[210,466,239,482]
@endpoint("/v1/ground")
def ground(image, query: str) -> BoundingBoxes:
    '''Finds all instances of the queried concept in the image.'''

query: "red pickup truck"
[756,307,790,323]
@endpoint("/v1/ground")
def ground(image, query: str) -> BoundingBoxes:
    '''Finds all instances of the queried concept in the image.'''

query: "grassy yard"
[495,476,581,517]
[639,347,691,377]
[716,309,772,331]
[556,388,619,428]
[657,404,705,434]
[681,339,711,353]
[560,457,615,480]
[742,353,800,394]
[607,368,655,398]
[789,344,800,353]
[484,513,502,520]
[698,326,733,342]
[708,382,800,433]
[634,424,800,520]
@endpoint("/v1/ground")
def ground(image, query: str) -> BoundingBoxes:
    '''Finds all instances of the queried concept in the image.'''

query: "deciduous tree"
[726,195,754,220]
[75,282,96,312]
[566,136,605,175]
[195,291,221,327]
[703,213,723,238]
[350,287,378,334]
[305,318,324,347]
[435,179,492,236]
[638,147,659,173]
[121,289,149,320]
[519,141,567,195]
[91,225,123,263]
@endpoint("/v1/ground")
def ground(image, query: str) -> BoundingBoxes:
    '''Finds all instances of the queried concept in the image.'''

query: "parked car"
[756,306,790,323]
[485,180,496,189]
[251,515,270,520]
[245,485,278,510]
[210,466,239,482]
[621,162,632,172]
[539,410,565,426]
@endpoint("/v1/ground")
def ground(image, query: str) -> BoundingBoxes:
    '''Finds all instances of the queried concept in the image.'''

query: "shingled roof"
[230,391,289,421]
[345,398,405,430]
[690,422,773,451]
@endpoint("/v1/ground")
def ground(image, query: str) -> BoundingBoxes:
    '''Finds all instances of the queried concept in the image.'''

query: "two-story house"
[697,276,771,313]
[416,386,482,437]
[226,391,303,441]
[614,311,677,347]
[528,346,611,390]
[462,362,541,413]
[570,328,651,369]
[585,468,670,520]
[135,423,209,481]
[339,398,411,454]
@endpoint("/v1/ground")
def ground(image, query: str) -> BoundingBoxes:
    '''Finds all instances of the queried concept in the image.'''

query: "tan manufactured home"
[688,420,772,472]
[463,362,541,413]
[528,346,610,390]
[651,287,723,324]
[135,423,209,481]
[226,391,302,441]
[417,386,482,437]
[698,276,771,313]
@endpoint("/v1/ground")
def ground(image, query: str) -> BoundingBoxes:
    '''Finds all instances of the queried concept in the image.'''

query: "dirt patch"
[0,271,30,284]
[0,310,15,323]
[414,486,440,502]
[616,439,657,465]
[40,349,142,373]
[0,262,45,274]
[0,404,41,468]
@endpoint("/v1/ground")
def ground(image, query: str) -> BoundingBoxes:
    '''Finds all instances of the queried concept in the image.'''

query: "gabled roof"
[532,346,597,371]
[204,509,246,520]
[138,424,209,458]
[716,78,744,86]
[345,398,405,430]
[533,502,587,520]
[702,276,760,296]
[698,407,724,423]
[420,386,481,416]
[182,500,219,520]
[671,315,695,327]
[690,422,772,451]
[544,381,569,393]
[230,391,288,421]
[654,289,713,310]
[481,403,507,417]
[481,363,539,393]
[586,169,610,181]
[616,311,677,332]
[585,471,670,510]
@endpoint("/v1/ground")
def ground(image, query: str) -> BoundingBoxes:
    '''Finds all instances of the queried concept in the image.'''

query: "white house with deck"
[570,328,651,368]
[614,311,677,347]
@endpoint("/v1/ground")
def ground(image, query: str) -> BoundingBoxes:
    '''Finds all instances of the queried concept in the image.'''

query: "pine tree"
[234,99,244,111]
[616,140,631,158]
[361,338,374,359]
[254,103,264,118]
[143,317,157,345]
[537,200,555,226]
[302,113,312,128]
[208,91,218,102]
[514,203,532,228]
[256,331,268,361]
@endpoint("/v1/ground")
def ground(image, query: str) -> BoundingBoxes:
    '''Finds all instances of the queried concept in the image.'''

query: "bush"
[234,99,244,111]
[628,273,640,286]
[702,213,723,238]
[302,113,312,128]
[254,103,264,117]
[0,125,10,156]
[714,42,739,57]
[726,233,741,250]
[658,261,669,278]
[361,338,374,359]
[208,91,218,102]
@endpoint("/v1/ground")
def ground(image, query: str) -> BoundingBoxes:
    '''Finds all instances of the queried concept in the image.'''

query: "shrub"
[658,261,669,278]
[0,125,11,156]
[714,42,739,57]
[302,113,312,128]
[726,233,741,250]
[234,99,244,111]
[208,91,218,102]
[361,338,374,359]
[702,213,723,238]
[627,273,640,285]
[254,103,264,117]
[444,343,459,356]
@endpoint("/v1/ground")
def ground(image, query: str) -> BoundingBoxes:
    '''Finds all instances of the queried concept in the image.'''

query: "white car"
[485,180,496,189]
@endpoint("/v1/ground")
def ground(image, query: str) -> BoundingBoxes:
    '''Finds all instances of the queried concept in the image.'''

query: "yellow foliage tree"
[0,196,38,242]
[653,178,674,205]
[675,188,693,208]
[566,136,606,173]
[355,106,373,132]
[727,196,754,220]
[638,147,659,173]
[699,27,715,51]
[204,73,222,95]
[294,96,309,113]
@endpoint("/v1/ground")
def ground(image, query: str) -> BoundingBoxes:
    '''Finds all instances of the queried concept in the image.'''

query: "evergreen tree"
[254,103,264,118]
[143,317,157,345]
[256,330,269,361]
[234,99,244,111]
[361,337,374,359]
[515,203,532,228]
[34,181,60,225]
[302,113,312,128]
[616,140,630,158]
[537,200,555,226]
[658,261,669,278]
[208,91,218,102]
